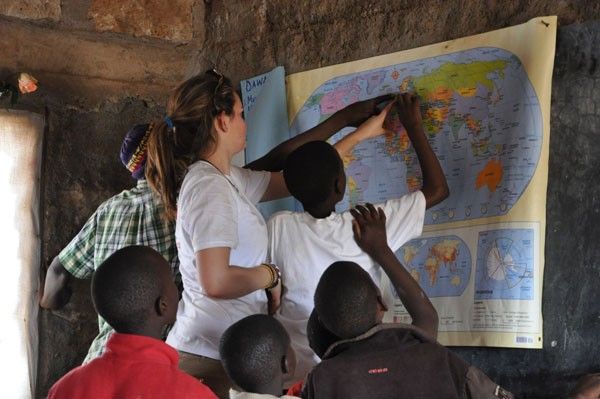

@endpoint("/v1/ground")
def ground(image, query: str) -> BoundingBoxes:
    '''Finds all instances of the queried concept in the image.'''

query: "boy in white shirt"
[268,93,449,383]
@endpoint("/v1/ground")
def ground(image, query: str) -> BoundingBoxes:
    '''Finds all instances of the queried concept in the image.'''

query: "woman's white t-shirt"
[166,161,271,359]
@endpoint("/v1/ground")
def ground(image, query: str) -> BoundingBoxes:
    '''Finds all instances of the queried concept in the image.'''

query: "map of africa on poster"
[244,17,555,348]
[397,236,472,298]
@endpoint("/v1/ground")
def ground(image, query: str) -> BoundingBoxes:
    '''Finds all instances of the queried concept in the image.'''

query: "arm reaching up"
[396,93,449,209]
[334,101,395,157]
[245,94,394,172]
[351,203,438,338]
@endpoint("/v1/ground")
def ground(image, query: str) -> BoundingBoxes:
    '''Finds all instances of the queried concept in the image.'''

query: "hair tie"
[164,116,175,129]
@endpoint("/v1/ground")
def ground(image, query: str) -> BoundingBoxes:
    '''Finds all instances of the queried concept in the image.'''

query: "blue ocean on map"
[288,47,543,224]
[475,228,535,300]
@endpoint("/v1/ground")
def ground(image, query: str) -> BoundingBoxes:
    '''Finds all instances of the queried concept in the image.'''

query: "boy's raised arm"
[245,94,394,172]
[351,203,438,338]
[396,93,449,209]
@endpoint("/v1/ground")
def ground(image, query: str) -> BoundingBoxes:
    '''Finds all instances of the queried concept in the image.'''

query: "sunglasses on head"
[205,68,225,115]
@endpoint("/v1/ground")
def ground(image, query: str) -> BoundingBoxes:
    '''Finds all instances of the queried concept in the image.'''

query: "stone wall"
[0,1,598,398]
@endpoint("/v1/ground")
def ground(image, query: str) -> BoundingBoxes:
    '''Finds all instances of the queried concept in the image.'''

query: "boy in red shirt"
[48,245,217,399]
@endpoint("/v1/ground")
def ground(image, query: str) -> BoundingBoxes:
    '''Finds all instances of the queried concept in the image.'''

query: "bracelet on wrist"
[261,263,281,290]
[260,264,274,290]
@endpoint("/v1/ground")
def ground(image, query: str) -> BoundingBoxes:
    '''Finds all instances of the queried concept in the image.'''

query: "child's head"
[91,245,178,335]
[283,141,345,211]
[314,261,385,339]
[219,314,294,394]
[307,309,340,359]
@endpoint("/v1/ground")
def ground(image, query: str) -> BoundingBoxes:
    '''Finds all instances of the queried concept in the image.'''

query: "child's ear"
[155,295,168,317]
[282,345,296,377]
[334,177,344,194]
[281,355,289,374]
[376,295,388,312]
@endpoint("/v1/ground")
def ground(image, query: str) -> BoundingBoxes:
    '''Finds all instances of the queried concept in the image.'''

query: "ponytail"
[145,71,235,220]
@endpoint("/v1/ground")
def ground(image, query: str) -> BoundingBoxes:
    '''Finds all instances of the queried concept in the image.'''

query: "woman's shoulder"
[230,165,270,195]
[183,161,229,185]
[229,164,268,180]
[179,161,233,200]
[186,160,219,177]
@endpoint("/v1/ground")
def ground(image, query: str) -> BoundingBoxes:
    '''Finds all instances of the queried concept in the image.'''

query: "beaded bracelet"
[260,263,275,289]
[261,263,281,290]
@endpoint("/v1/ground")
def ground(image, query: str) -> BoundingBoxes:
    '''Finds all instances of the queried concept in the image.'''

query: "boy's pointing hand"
[350,203,389,257]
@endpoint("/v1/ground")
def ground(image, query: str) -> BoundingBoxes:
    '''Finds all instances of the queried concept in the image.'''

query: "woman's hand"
[333,101,395,157]
[266,279,282,315]
[338,94,395,127]
[352,101,395,141]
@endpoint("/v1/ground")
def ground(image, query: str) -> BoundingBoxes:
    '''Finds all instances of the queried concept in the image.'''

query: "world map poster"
[248,17,556,348]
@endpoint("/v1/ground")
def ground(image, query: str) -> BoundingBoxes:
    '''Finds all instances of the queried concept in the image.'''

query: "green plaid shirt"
[58,179,178,363]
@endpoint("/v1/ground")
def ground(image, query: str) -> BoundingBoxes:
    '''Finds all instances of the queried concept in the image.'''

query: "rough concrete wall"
[0,1,598,398]
[0,0,61,21]
[199,0,600,82]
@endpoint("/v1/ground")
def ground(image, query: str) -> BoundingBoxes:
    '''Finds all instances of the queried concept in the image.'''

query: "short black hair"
[283,141,342,208]
[91,245,169,333]
[314,261,380,339]
[307,308,340,358]
[219,314,290,393]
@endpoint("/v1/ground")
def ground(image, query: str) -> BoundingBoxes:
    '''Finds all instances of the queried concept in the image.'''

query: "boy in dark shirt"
[304,204,513,399]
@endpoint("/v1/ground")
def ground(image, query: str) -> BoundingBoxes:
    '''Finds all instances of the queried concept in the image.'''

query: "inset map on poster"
[475,229,535,301]
[396,236,471,298]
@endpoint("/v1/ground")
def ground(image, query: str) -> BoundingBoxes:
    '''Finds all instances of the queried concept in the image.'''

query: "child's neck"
[305,202,336,219]
[125,321,165,340]
[251,376,283,397]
